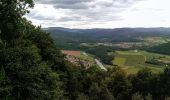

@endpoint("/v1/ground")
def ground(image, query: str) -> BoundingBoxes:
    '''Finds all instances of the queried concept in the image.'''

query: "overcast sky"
[26,0,170,28]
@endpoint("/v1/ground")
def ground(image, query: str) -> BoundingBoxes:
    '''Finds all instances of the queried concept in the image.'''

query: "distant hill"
[45,27,170,42]
[44,27,170,51]
[45,27,170,35]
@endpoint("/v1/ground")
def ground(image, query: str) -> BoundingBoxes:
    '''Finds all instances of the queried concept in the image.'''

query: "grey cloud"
[57,16,84,22]
[36,0,94,9]
[36,0,143,10]
[32,15,54,20]
[54,2,90,9]
[27,11,54,20]
[36,0,92,4]
[27,0,146,28]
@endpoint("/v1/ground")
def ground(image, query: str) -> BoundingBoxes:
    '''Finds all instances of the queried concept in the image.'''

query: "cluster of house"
[65,55,94,69]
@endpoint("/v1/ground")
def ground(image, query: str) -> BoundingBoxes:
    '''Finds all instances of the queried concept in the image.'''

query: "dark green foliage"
[0,0,34,43]
[148,42,170,55]
[0,0,65,99]
[0,42,64,99]
[159,68,170,97]
[106,67,131,100]
[63,65,170,100]
[24,23,69,73]
[129,68,170,100]
[0,28,65,99]
[130,69,154,95]
[85,46,114,65]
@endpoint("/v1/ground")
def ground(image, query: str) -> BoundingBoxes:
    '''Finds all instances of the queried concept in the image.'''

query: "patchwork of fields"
[112,50,170,74]
[113,51,146,66]
[63,50,170,74]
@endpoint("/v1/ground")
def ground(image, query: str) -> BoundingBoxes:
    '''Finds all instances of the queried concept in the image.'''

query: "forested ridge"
[148,42,170,55]
[0,0,170,100]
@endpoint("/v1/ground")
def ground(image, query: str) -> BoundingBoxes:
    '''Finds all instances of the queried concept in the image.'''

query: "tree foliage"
[0,0,65,99]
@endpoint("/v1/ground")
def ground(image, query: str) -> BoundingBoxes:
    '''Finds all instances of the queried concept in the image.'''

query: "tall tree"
[0,0,34,45]
[0,0,65,99]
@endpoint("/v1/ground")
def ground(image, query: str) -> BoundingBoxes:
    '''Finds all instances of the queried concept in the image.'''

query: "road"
[95,59,107,71]
[83,52,88,56]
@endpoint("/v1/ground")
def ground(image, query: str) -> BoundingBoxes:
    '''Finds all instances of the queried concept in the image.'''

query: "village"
[62,50,95,69]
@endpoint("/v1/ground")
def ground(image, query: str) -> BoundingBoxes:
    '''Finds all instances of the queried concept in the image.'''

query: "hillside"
[148,42,170,55]
[46,27,170,42]
[45,27,170,50]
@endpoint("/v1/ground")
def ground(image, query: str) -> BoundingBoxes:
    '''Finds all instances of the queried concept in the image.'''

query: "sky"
[26,0,170,29]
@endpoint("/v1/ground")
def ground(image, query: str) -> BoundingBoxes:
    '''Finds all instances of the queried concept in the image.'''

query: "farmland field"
[113,50,146,66]
[112,50,168,73]
[62,50,168,73]
[62,50,81,56]
[113,57,126,66]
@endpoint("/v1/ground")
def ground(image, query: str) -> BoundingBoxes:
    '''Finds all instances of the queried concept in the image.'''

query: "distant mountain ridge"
[45,27,170,41]
[45,27,170,30]
[45,27,170,35]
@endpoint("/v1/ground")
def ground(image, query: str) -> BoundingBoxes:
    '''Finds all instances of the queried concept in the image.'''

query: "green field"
[113,57,126,66]
[113,50,146,66]
[112,50,168,74]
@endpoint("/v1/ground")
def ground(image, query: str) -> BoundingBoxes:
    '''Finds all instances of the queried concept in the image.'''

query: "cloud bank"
[26,0,170,28]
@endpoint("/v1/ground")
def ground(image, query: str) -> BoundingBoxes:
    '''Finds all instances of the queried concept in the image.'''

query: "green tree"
[0,43,64,99]
[159,68,170,99]
[0,0,65,99]
[0,0,34,43]
[130,68,154,96]
[106,67,131,100]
